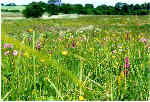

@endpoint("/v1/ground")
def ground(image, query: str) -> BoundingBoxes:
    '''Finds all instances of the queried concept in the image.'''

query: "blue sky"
[2,0,150,6]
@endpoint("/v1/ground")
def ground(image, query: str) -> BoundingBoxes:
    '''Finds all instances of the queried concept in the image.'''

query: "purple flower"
[37,43,40,50]
[125,57,130,69]
[4,51,10,56]
[13,50,18,56]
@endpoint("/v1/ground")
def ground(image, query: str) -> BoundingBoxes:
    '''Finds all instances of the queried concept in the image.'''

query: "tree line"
[22,1,150,18]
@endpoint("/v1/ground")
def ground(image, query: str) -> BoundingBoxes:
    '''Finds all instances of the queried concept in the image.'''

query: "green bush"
[22,2,45,18]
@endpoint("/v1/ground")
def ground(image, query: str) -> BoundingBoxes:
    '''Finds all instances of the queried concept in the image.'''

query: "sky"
[1,0,150,6]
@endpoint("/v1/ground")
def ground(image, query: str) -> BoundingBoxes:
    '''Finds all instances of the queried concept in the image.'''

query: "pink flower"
[13,50,18,56]
[139,38,147,43]
[125,57,130,69]
[4,44,8,48]
[37,43,40,50]
[4,43,13,48]
[4,51,10,56]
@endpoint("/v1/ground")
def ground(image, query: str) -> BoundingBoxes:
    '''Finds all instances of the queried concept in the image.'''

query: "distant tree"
[121,4,129,14]
[1,3,4,6]
[72,4,84,14]
[6,3,16,6]
[39,1,48,9]
[85,4,94,9]
[46,4,59,15]
[59,4,72,14]
[23,2,45,18]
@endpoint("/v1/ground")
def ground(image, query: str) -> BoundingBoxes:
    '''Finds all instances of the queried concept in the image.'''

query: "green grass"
[1,15,150,101]
[1,6,26,11]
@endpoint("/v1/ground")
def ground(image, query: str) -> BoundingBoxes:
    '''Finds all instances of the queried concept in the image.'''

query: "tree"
[85,4,94,9]
[72,4,84,14]
[46,4,59,15]
[1,3,4,6]
[6,3,16,6]
[59,4,72,14]
[23,2,45,18]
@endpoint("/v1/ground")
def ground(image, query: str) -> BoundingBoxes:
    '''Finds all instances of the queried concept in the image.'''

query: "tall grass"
[1,15,150,101]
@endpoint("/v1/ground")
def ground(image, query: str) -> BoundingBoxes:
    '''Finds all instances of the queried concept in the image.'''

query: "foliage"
[22,2,45,18]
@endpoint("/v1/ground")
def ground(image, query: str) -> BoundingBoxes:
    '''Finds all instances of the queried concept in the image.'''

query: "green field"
[2,15,150,101]
[1,6,26,11]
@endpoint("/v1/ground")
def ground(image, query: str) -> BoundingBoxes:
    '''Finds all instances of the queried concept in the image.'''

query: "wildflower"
[118,71,124,89]
[90,48,94,52]
[72,41,75,48]
[79,96,84,101]
[13,50,18,56]
[112,56,116,59]
[28,29,33,33]
[112,50,116,54]
[62,50,68,56]
[37,43,41,50]
[125,57,130,69]
[49,50,53,54]
[4,43,13,49]
[139,38,147,43]
[4,51,9,56]
[4,44,8,48]
[45,77,49,81]
[28,37,32,42]
[124,70,129,76]
[23,52,29,58]
[40,59,45,63]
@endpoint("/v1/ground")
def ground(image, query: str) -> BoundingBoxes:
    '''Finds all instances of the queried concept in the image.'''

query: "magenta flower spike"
[4,44,8,48]
[125,56,130,69]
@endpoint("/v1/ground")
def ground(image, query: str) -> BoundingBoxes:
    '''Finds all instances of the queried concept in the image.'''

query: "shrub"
[22,2,45,18]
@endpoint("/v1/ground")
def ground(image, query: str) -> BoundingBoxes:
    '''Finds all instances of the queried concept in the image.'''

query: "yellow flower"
[90,48,94,52]
[40,59,45,63]
[112,56,116,59]
[118,75,121,88]
[79,96,84,101]
[23,52,29,58]
[112,34,116,37]
[62,50,68,56]
[118,71,125,89]
[45,77,49,81]
[120,71,124,78]
[28,29,33,32]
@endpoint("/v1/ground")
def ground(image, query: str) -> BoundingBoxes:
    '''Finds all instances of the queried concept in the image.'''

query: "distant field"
[1,6,26,11]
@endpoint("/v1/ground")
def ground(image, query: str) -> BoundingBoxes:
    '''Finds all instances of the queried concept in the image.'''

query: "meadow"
[1,6,26,11]
[1,15,150,101]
